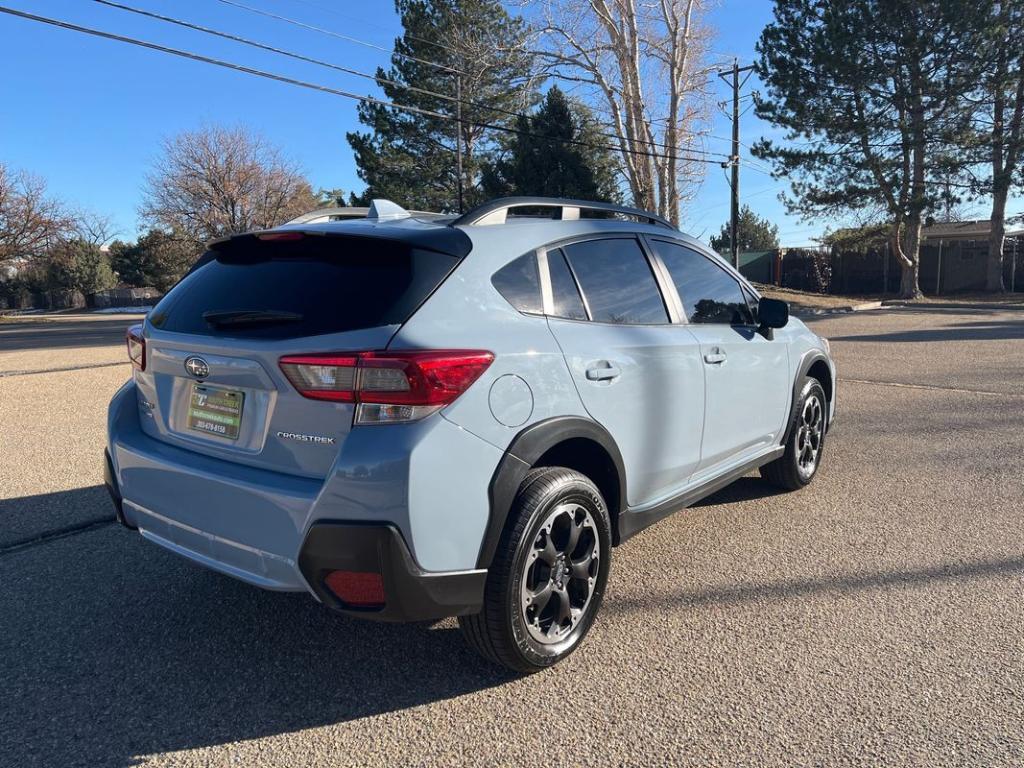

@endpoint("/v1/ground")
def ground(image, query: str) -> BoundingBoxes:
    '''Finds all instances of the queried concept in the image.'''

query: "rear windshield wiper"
[202,310,303,327]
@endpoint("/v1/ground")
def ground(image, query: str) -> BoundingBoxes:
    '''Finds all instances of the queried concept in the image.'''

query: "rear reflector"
[324,570,385,608]
[126,324,145,371]
[279,350,493,423]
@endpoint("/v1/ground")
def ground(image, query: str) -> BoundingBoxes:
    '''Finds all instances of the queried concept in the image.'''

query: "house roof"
[922,218,1024,240]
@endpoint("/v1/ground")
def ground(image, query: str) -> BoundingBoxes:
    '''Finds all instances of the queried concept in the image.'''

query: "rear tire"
[459,467,611,673]
[760,377,827,491]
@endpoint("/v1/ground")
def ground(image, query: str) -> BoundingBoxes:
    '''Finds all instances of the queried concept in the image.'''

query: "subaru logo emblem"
[184,356,210,379]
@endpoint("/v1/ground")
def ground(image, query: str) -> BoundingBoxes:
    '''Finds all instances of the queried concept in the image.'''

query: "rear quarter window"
[491,253,542,314]
[148,235,457,339]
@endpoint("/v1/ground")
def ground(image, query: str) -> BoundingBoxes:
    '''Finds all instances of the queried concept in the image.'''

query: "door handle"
[703,349,727,365]
[585,363,621,381]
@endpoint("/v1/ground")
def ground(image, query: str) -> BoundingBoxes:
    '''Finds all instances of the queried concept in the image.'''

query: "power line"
[231,3,733,160]
[92,0,467,107]
[0,6,448,119]
[0,5,728,169]
[688,182,784,218]
[92,0,733,163]
[279,0,461,58]
[740,160,774,176]
[219,0,731,160]
[214,0,462,75]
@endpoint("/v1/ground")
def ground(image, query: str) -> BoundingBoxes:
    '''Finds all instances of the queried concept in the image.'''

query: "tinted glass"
[547,249,587,320]
[149,237,456,339]
[562,239,668,324]
[652,240,753,325]
[492,253,542,314]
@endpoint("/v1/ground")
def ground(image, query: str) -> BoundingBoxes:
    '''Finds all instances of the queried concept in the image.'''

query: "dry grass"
[754,284,882,311]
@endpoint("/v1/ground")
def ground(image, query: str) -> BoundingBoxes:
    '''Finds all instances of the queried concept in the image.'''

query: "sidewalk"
[756,284,1024,315]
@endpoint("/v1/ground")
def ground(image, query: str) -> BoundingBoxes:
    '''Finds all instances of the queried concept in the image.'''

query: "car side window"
[562,238,669,324]
[492,253,543,315]
[651,240,754,325]
[546,249,588,320]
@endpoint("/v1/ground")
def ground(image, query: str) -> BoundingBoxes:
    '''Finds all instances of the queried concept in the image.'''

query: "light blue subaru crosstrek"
[106,197,835,672]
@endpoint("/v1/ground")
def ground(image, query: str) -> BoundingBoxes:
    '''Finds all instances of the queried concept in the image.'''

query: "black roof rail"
[450,197,676,230]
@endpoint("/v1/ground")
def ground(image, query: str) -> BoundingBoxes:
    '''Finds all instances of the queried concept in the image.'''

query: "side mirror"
[757,297,789,339]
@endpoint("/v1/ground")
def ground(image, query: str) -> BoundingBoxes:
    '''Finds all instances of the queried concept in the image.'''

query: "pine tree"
[754,0,989,298]
[976,3,1024,292]
[709,206,779,254]
[347,0,537,212]
[482,86,620,202]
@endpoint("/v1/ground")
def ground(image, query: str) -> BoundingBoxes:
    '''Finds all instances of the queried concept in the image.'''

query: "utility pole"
[455,72,464,214]
[718,59,755,270]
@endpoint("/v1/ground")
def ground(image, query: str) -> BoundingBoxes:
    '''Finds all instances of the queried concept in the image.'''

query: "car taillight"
[279,350,494,424]
[324,570,385,609]
[126,324,145,371]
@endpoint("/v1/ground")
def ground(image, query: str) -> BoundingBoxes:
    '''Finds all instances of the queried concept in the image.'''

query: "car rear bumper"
[104,448,488,615]
[299,522,486,621]
[105,380,495,618]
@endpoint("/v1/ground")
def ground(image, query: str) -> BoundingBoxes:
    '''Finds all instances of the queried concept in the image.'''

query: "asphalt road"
[0,314,144,376]
[1,307,1022,767]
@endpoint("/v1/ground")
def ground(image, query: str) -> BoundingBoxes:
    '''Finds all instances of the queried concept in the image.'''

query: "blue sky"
[0,0,1000,246]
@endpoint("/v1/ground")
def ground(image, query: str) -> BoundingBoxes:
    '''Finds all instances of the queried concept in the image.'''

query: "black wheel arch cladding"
[478,416,626,569]
[784,351,832,446]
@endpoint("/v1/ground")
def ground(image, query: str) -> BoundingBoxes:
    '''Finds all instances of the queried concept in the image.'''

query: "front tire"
[459,467,611,673]
[760,377,827,490]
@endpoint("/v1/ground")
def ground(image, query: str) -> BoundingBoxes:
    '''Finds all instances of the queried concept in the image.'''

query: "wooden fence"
[738,237,1022,295]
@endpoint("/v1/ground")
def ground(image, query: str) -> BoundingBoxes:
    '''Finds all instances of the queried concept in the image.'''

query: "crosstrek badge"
[276,431,337,445]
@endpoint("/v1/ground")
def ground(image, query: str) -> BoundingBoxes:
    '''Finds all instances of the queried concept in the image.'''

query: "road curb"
[880,299,1024,311]
[793,301,887,317]
[795,298,1024,316]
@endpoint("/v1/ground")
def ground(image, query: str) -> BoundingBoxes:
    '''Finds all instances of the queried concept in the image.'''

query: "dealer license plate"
[187,385,244,440]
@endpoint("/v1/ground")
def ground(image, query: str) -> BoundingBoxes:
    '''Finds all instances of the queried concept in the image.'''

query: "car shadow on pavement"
[601,554,1024,616]
[830,313,1024,344]
[0,487,516,768]
[0,486,114,550]
[690,476,789,507]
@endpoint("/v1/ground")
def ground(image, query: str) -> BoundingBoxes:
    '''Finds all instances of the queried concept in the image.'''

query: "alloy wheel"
[796,394,824,477]
[520,502,600,645]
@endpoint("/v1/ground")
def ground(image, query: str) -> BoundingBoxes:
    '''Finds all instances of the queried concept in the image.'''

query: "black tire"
[459,467,612,673]
[760,377,828,491]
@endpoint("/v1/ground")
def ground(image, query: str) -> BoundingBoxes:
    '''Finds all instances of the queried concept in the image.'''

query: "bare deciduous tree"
[141,125,317,245]
[532,0,716,225]
[73,210,118,248]
[0,163,76,262]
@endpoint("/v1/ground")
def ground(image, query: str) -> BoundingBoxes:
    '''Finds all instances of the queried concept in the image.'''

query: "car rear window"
[148,235,458,339]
